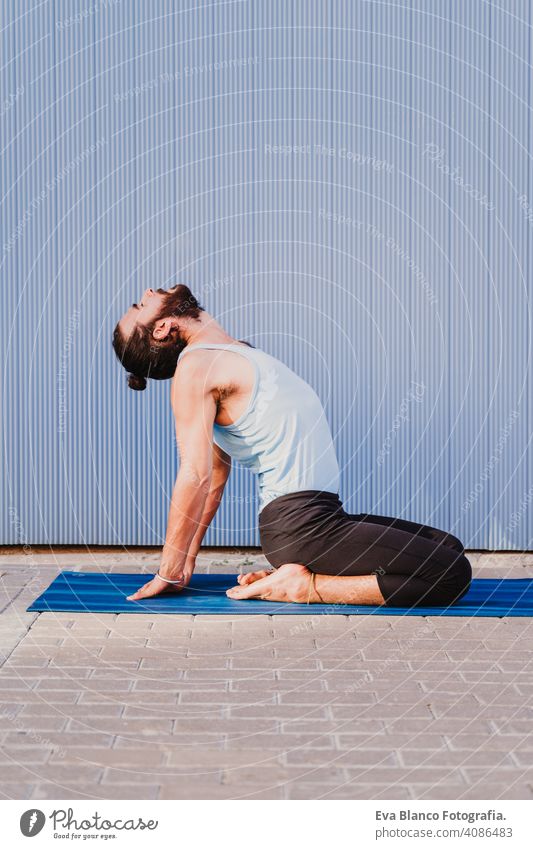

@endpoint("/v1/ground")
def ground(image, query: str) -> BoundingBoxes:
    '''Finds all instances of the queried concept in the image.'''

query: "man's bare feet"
[228,564,387,606]
[227,563,315,603]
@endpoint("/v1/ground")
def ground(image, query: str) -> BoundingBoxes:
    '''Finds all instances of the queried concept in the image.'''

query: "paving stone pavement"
[0,548,532,800]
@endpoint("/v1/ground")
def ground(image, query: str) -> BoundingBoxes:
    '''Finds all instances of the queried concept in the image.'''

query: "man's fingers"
[126,580,156,601]
[126,574,186,602]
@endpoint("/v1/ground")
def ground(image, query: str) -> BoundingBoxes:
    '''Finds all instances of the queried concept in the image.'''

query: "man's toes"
[226,574,274,600]
[238,570,271,585]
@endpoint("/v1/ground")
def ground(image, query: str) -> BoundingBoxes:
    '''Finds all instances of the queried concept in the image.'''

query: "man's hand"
[126,557,196,602]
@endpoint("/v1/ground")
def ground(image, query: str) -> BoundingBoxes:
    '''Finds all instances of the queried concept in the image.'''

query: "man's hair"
[112,284,204,391]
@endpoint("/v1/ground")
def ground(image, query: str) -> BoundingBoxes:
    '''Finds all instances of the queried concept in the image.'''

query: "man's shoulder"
[175,347,216,374]
[174,344,259,377]
[169,348,217,399]
[171,345,246,393]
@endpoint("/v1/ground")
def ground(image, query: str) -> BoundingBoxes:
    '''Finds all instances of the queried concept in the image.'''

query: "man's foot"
[227,563,316,603]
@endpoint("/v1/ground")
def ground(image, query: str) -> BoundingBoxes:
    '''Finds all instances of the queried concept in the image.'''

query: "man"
[112,284,472,607]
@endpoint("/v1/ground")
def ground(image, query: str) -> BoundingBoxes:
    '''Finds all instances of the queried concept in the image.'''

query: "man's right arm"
[126,351,218,601]
[184,442,231,567]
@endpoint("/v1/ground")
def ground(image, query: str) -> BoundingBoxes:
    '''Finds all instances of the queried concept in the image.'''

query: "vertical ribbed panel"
[1,1,531,549]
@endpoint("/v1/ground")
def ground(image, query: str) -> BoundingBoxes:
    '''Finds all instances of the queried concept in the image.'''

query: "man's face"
[119,284,180,339]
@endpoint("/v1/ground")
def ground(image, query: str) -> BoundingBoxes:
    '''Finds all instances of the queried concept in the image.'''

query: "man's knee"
[455,554,472,597]
[440,555,472,604]
[381,554,472,608]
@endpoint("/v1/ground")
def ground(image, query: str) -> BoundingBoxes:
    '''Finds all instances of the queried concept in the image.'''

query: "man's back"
[177,342,340,512]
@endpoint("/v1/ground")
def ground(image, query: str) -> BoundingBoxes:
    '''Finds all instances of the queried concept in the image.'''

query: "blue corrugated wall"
[1,1,531,548]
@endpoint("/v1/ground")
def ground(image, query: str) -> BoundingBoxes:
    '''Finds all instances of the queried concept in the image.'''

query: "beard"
[155,285,198,318]
[156,287,182,313]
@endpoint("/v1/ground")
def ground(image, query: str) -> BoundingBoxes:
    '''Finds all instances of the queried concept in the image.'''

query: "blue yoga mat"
[26,571,533,616]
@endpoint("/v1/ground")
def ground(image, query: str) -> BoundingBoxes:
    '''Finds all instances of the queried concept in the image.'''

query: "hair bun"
[127,373,147,391]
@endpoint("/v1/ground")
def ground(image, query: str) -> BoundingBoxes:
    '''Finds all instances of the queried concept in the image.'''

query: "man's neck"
[182,312,236,347]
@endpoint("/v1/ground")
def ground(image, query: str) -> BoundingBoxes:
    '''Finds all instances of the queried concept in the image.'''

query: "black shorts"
[258,490,472,608]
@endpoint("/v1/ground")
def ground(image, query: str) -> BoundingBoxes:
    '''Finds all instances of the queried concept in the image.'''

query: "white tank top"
[178,342,341,512]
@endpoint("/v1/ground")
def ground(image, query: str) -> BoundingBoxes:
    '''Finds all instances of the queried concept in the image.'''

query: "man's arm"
[127,352,220,601]
[183,442,231,567]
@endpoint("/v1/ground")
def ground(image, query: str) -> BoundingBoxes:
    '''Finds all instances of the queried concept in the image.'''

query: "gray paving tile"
[0,549,531,800]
